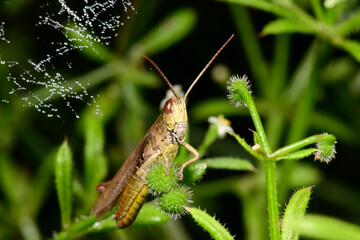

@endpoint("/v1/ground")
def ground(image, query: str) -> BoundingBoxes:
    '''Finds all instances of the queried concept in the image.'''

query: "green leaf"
[253,130,261,146]
[272,134,334,161]
[297,214,360,240]
[281,186,313,240]
[72,177,86,205]
[229,132,261,160]
[55,139,74,229]
[198,124,219,156]
[83,114,108,195]
[276,148,318,161]
[23,60,126,106]
[310,0,327,22]
[335,10,360,36]
[286,40,320,103]
[127,204,170,227]
[182,161,207,185]
[261,19,315,36]
[54,204,168,239]
[220,0,291,18]
[185,207,234,240]
[66,22,115,63]
[135,8,196,56]
[86,204,169,233]
[84,83,122,123]
[18,217,42,240]
[123,67,161,88]
[206,157,256,171]
[55,215,97,240]
[335,38,360,62]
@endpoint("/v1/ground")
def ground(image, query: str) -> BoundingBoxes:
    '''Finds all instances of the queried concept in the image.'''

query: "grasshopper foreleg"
[171,132,200,180]
[178,141,199,180]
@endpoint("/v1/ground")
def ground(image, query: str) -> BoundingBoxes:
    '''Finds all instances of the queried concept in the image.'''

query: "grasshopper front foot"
[170,132,199,181]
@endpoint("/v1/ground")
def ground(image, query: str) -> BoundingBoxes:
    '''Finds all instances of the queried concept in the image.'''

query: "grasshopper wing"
[90,134,150,220]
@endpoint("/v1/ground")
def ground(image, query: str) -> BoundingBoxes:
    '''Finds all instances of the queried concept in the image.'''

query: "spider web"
[1,0,135,118]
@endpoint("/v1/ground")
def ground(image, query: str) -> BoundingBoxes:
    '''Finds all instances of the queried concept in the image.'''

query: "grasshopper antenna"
[184,34,234,100]
[143,55,180,99]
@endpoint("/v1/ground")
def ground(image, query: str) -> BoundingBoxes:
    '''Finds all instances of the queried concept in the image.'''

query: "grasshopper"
[90,34,234,228]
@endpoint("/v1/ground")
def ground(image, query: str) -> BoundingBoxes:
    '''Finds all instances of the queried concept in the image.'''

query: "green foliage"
[222,0,360,61]
[226,74,340,239]
[54,205,170,239]
[206,157,256,171]
[281,187,313,240]
[135,8,197,57]
[181,160,207,185]
[296,214,360,240]
[81,112,108,206]
[185,207,234,240]
[66,22,115,63]
[198,123,219,156]
[55,139,74,229]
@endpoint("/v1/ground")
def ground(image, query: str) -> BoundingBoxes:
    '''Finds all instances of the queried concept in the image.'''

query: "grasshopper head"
[143,34,234,138]
[162,96,187,138]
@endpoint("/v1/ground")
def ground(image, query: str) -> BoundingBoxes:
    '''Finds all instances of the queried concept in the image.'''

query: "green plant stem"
[244,90,271,154]
[264,161,280,240]
[229,132,262,160]
[270,134,327,158]
[242,82,280,239]
[310,0,326,23]
[18,216,42,240]
[285,2,319,32]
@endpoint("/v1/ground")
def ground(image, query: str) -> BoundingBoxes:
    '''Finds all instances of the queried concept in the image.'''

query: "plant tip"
[227,74,252,108]
[314,133,337,164]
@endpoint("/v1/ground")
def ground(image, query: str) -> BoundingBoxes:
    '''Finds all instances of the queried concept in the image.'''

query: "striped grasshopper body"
[90,35,233,228]
[114,97,187,228]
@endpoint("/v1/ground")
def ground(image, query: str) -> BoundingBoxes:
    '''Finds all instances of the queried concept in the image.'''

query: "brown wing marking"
[90,134,150,220]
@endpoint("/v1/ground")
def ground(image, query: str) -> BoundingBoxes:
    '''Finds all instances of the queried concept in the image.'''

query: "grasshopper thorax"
[162,96,187,138]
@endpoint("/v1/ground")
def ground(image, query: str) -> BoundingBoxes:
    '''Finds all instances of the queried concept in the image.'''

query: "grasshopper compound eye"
[164,99,174,114]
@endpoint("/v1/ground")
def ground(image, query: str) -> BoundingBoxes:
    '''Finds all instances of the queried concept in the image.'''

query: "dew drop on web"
[1,0,135,119]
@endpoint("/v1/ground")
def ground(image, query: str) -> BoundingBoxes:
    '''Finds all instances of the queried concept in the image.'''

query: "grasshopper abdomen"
[115,125,180,228]
[115,176,149,228]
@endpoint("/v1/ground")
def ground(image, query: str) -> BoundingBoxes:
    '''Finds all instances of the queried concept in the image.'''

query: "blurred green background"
[1,0,360,239]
